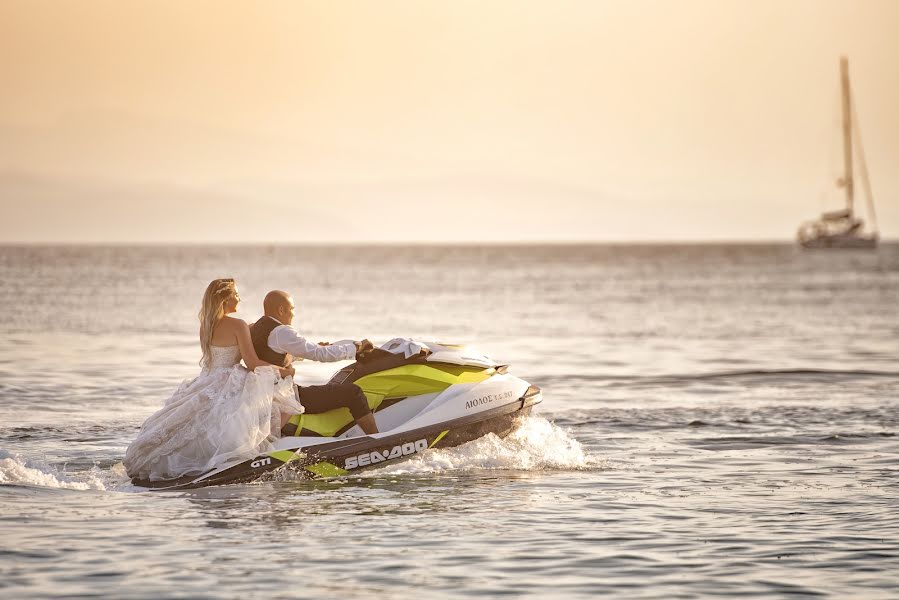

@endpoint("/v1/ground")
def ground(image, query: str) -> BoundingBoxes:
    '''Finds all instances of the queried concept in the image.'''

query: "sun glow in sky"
[1,0,898,242]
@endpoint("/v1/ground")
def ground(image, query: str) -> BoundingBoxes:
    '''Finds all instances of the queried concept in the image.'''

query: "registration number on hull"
[344,439,429,470]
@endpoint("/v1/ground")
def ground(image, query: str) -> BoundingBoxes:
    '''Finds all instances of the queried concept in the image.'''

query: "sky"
[1,0,898,243]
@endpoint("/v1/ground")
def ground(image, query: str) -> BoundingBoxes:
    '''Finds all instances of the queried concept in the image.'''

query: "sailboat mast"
[840,56,854,215]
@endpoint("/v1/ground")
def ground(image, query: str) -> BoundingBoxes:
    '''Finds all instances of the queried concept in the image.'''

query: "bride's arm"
[235,320,294,378]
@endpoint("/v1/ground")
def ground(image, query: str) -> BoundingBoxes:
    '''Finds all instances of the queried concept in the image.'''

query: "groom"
[249,290,379,435]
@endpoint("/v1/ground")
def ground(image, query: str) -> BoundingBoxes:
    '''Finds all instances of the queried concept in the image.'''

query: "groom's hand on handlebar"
[354,339,374,357]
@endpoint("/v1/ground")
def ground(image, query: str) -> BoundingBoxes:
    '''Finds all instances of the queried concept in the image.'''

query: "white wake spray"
[0,451,108,491]
[366,416,591,476]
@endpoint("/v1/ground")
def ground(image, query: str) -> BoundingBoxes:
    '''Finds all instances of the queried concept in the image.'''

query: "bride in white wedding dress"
[124,278,301,482]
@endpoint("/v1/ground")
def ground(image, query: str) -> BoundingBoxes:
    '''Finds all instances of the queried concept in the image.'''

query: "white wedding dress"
[124,345,301,482]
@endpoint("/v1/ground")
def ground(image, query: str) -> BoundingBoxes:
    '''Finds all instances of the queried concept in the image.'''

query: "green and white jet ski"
[133,341,542,490]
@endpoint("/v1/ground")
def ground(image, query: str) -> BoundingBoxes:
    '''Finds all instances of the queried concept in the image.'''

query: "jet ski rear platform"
[133,341,542,491]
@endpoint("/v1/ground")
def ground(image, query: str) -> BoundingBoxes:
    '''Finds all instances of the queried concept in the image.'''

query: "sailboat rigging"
[797,57,879,249]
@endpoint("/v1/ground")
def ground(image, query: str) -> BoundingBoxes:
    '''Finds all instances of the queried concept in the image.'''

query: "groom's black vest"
[249,316,291,368]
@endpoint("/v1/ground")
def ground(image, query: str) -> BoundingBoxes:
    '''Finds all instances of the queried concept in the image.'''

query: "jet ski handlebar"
[355,346,431,363]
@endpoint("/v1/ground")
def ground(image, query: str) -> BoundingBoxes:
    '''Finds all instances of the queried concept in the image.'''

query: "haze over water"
[1,243,898,598]
[3,1,899,244]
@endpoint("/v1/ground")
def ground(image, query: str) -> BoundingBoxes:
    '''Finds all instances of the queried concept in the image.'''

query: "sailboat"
[797,57,879,249]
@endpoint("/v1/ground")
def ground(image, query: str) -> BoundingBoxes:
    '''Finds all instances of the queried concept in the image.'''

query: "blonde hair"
[198,278,236,368]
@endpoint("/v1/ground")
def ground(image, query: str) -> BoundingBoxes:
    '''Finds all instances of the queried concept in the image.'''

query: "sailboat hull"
[799,234,878,249]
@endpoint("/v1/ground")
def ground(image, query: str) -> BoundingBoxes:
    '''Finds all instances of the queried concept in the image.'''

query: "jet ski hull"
[133,386,540,491]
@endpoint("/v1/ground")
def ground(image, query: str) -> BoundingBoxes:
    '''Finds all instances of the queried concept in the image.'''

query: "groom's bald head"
[263,290,295,325]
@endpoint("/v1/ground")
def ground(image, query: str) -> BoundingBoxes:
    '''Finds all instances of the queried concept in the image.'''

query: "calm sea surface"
[1,244,898,599]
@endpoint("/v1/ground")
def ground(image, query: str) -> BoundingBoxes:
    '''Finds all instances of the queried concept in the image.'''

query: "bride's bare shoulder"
[220,316,250,330]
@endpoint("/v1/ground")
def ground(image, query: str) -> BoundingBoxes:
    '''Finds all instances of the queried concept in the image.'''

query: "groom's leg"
[295,383,379,435]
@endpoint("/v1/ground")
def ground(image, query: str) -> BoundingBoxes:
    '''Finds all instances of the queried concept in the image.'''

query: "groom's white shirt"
[266,317,356,362]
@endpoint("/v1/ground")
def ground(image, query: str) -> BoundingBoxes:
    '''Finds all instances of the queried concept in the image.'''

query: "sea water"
[1,244,897,599]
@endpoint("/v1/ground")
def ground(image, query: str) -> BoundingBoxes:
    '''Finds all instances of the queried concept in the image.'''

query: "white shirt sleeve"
[268,325,356,362]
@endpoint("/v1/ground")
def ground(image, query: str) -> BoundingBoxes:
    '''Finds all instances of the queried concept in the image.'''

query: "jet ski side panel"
[300,359,495,437]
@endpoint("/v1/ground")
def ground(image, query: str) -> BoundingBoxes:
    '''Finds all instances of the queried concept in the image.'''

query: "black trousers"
[297,383,371,420]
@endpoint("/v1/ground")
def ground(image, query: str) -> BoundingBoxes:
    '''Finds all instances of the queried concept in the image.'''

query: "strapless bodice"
[209,345,242,369]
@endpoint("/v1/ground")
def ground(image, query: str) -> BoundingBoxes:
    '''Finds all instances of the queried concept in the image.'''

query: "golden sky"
[1,0,898,242]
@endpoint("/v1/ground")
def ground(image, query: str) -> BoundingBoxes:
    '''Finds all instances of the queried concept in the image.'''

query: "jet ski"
[133,340,542,490]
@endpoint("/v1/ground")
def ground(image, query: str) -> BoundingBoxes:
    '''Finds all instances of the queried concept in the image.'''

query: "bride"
[124,278,301,482]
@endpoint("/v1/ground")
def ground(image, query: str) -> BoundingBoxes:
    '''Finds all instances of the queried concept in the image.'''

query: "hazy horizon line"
[2,238,897,248]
